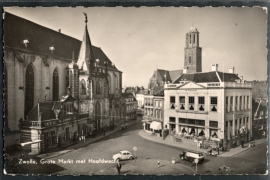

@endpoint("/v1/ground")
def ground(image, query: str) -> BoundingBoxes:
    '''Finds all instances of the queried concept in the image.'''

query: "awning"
[150,121,162,130]
[21,140,42,147]
[141,119,152,123]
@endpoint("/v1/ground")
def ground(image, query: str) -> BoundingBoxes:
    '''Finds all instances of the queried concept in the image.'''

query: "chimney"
[183,68,187,74]
[228,67,235,73]
[211,64,218,71]
[58,29,61,33]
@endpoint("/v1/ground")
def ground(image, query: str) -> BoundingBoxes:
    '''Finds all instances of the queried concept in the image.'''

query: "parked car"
[113,150,134,161]
[180,151,204,163]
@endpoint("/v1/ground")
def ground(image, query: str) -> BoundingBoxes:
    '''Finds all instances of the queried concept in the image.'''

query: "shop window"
[189,97,194,110]
[209,121,218,128]
[198,97,205,111]
[170,96,175,109]
[179,96,185,110]
[210,97,218,112]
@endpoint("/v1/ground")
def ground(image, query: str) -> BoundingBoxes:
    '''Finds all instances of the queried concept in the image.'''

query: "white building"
[164,65,252,149]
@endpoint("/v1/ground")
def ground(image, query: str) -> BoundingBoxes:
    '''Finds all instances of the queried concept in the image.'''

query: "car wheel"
[129,156,134,160]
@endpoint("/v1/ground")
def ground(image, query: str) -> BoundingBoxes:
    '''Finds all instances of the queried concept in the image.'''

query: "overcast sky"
[4,7,267,88]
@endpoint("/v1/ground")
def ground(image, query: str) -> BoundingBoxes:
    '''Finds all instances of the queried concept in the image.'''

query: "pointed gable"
[178,82,205,89]
[77,23,94,72]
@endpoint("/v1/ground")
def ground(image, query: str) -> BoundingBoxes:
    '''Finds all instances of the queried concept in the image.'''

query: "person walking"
[157,159,160,168]
[116,160,122,175]
[103,128,106,136]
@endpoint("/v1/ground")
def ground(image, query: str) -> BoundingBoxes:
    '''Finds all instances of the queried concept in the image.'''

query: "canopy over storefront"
[150,121,162,130]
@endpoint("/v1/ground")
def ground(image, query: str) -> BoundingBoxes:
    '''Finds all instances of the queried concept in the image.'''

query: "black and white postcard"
[3,6,268,175]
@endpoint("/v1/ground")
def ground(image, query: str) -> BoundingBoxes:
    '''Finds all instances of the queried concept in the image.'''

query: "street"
[7,118,267,175]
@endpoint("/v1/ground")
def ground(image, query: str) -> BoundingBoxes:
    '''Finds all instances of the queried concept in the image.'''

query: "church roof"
[150,69,183,83]
[4,12,119,71]
[173,71,240,83]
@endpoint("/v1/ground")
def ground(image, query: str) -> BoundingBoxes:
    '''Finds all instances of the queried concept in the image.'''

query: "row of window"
[169,117,218,128]
[225,117,249,127]
[170,96,218,112]
[225,96,250,112]
[144,108,162,119]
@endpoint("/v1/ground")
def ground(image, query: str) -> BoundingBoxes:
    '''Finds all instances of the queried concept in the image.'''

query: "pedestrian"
[116,160,121,175]
[157,159,160,168]
[241,140,244,148]
[103,128,106,136]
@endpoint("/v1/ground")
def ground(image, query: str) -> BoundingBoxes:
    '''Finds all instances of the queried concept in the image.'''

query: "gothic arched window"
[53,68,59,101]
[81,79,86,95]
[107,75,111,94]
[96,79,101,94]
[115,76,118,90]
[25,64,34,117]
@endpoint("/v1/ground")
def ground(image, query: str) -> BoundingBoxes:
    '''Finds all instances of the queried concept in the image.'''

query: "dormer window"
[49,46,55,54]
[23,39,29,47]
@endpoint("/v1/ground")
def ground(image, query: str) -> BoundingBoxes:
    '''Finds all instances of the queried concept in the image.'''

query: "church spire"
[76,12,95,72]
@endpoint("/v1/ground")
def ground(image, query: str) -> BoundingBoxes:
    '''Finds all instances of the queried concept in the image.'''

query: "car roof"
[120,150,130,153]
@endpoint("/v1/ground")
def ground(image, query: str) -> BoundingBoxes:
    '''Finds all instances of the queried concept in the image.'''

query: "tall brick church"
[148,26,202,89]
[4,12,123,153]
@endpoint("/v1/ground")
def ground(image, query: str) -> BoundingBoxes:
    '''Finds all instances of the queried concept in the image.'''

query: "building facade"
[164,66,252,149]
[121,93,137,121]
[4,12,123,152]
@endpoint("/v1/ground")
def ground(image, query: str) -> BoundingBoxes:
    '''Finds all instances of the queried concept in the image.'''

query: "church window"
[96,80,101,94]
[108,75,111,94]
[25,64,34,117]
[189,34,191,43]
[81,80,86,95]
[53,68,59,101]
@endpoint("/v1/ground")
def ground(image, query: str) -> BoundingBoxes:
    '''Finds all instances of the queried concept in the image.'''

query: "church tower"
[184,27,202,73]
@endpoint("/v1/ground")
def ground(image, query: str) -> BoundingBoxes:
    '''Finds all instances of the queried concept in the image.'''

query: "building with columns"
[163,64,252,149]
[4,12,123,152]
